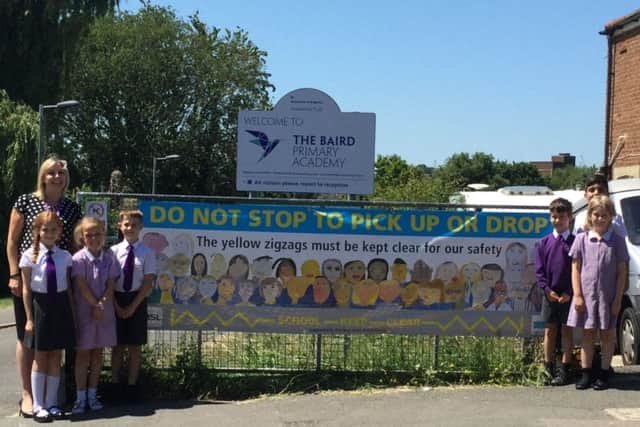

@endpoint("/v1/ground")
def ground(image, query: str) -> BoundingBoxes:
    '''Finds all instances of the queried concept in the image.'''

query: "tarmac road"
[0,307,639,426]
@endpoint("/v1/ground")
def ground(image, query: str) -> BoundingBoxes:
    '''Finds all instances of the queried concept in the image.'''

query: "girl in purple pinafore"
[71,217,120,414]
[568,195,629,390]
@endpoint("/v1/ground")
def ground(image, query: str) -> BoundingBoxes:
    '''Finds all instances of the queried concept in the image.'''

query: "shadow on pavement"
[67,399,230,422]
[608,373,640,391]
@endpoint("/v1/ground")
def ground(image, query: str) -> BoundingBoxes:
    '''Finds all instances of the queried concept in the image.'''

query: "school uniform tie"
[92,258,100,281]
[45,250,57,303]
[123,245,135,291]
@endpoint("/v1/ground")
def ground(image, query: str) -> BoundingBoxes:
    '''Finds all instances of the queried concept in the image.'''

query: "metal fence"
[140,330,540,374]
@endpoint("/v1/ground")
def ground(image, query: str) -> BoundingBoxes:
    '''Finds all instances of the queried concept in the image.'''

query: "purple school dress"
[71,248,121,349]
[567,229,629,330]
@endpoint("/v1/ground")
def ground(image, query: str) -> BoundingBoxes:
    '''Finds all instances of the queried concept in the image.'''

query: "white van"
[572,178,640,365]
[453,186,582,212]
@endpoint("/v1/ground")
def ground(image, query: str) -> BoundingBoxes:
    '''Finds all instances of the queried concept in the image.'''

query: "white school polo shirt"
[19,244,72,293]
[110,240,157,292]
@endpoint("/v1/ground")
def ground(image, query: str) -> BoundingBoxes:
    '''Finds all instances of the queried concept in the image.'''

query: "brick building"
[601,9,640,178]
[530,152,575,177]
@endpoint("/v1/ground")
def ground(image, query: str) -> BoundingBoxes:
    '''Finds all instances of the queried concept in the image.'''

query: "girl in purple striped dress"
[568,195,629,390]
[71,217,120,414]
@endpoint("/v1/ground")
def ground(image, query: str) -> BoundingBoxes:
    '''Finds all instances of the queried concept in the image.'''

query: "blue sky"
[123,0,639,168]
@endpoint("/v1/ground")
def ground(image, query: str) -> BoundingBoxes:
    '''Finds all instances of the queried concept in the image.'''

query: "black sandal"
[18,399,33,419]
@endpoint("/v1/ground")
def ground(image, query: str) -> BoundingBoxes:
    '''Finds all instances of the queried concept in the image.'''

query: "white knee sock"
[44,375,60,409]
[76,389,87,403]
[31,371,46,413]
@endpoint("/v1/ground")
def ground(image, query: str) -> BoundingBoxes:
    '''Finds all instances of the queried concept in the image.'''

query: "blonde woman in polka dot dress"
[6,155,82,418]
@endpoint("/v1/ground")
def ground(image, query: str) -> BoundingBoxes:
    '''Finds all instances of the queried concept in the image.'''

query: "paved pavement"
[0,307,639,426]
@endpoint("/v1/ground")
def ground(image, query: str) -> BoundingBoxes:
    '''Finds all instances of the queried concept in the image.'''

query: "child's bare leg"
[75,349,90,393]
[576,329,596,389]
[111,346,124,383]
[47,350,62,377]
[127,345,141,385]
[580,329,595,368]
[599,329,616,370]
[544,324,558,363]
[32,351,48,374]
[546,324,574,386]
[88,349,103,389]
[560,325,573,364]
[17,340,34,412]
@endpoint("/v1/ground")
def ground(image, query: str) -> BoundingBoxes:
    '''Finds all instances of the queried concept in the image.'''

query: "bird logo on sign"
[246,130,280,162]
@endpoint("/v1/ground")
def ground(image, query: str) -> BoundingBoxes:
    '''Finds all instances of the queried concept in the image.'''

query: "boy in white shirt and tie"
[110,210,156,402]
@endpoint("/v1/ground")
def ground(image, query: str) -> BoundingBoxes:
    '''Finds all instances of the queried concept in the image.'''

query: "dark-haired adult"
[6,155,82,417]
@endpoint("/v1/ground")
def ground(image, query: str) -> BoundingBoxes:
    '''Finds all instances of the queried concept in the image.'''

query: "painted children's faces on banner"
[141,200,552,336]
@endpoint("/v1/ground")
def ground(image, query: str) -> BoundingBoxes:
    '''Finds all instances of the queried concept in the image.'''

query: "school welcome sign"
[236,88,376,195]
[141,200,550,336]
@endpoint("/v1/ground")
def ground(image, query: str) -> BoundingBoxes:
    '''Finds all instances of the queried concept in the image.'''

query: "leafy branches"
[0,90,38,294]
[67,5,274,195]
[371,155,454,203]
[372,152,585,203]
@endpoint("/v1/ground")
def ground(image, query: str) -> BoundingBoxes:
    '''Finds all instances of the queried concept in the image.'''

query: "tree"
[0,90,38,295]
[492,160,546,188]
[546,165,597,190]
[373,152,548,203]
[371,155,453,202]
[434,152,545,190]
[374,155,415,190]
[66,5,273,194]
[0,0,119,108]
[433,152,497,190]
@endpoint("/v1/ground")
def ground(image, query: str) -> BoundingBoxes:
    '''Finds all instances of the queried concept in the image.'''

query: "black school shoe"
[48,405,65,420]
[575,368,592,390]
[551,364,571,386]
[592,368,610,391]
[543,362,555,385]
[33,409,52,423]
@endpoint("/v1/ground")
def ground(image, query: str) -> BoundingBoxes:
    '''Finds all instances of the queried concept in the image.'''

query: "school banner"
[141,200,549,336]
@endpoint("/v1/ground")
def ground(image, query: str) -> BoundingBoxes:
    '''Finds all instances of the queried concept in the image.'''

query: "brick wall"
[609,26,640,177]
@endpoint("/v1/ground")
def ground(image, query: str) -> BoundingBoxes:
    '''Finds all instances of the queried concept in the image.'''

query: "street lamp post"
[38,100,80,167]
[152,154,180,194]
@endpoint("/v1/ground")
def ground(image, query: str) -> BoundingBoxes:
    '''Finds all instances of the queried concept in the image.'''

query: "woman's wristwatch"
[9,272,21,279]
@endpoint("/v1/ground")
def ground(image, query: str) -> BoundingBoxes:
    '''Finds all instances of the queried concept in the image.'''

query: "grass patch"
[138,332,544,400]
[0,296,13,309]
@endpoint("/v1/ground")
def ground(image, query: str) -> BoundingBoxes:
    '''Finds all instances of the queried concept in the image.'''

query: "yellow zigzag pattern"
[323,316,522,333]
[170,309,523,333]
[420,315,524,333]
[170,309,276,328]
